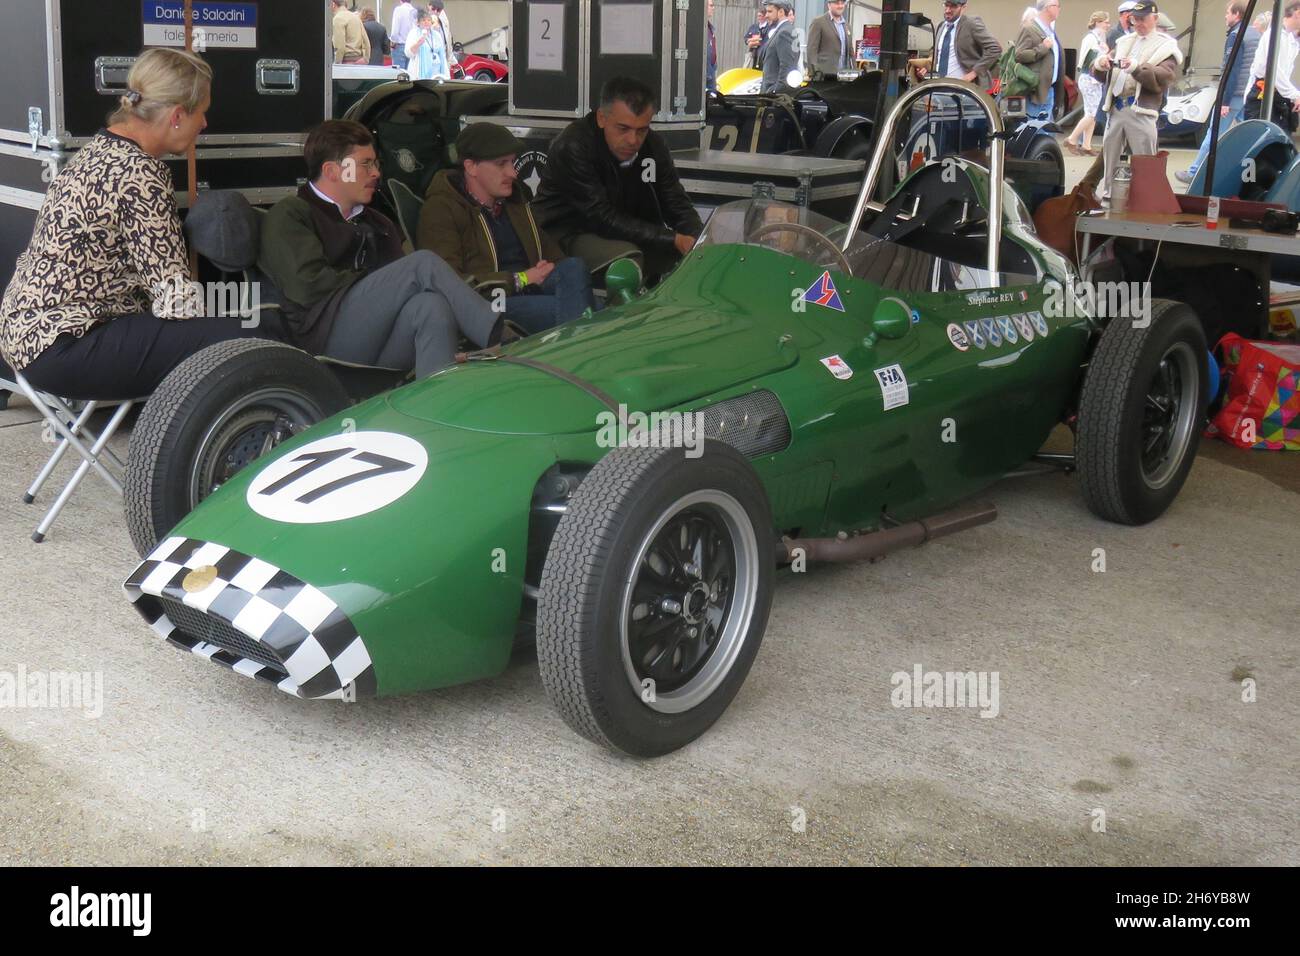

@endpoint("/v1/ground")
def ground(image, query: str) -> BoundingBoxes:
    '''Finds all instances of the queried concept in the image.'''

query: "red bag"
[1208,333,1300,450]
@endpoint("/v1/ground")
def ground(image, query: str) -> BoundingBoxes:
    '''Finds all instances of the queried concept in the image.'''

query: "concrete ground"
[1,140,1296,866]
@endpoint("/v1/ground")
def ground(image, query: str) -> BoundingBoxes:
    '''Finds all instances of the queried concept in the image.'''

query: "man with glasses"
[258,120,501,377]
[917,0,1002,87]
[1015,0,1064,118]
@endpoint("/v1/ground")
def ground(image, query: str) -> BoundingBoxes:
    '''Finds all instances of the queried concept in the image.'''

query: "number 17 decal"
[247,432,429,524]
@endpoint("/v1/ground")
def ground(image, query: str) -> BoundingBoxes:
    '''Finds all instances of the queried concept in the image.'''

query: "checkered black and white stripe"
[123,536,377,700]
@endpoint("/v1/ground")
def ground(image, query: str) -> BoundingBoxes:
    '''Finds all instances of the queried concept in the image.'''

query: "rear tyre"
[474,69,497,82]
[536,440,774,757]
[1076,299,1208,525]
[125,340,350,557]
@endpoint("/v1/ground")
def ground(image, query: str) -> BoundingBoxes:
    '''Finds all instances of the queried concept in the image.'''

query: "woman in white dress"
[1066,11,1110,155]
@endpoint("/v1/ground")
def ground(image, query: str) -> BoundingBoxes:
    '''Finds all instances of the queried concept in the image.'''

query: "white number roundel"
[246,431,429,524]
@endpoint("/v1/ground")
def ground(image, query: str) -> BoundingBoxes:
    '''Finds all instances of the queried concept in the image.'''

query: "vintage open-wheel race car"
[122,81,1209,757]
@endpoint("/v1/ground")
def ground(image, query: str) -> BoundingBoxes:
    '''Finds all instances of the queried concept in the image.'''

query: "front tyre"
[1076,299,1208,525]
[536,440,774,757]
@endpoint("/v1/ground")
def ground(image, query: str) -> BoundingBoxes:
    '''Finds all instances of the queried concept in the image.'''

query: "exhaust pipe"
[779,502,998,564]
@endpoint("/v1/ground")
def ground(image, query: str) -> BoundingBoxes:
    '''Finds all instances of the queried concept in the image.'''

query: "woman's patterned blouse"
[1,130,198,370]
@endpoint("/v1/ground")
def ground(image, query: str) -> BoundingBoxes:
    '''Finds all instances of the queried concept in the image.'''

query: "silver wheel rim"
[189,387,326,505]
[619,490,759,714]
[1141,340,1199,489]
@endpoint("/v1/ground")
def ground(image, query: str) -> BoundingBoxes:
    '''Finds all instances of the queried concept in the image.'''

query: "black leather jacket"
[532,112,703,253]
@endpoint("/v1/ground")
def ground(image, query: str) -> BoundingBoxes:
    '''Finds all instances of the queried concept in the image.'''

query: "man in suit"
[1015,0,1064,118]
[760,1,800,92]
[918,0,1002,87]
[1178,0,1260,183]
[807,0,853,78]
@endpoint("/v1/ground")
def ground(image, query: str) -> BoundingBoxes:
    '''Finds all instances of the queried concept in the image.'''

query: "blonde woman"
[0,48,261,400]
[1066,11,1111,154]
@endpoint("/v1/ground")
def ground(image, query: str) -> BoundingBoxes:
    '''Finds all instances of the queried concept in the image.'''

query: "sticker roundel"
[247,431,429,524]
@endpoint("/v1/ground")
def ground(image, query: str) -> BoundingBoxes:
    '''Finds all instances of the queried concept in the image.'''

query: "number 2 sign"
[528,3,565,72]
[246,431,428,524]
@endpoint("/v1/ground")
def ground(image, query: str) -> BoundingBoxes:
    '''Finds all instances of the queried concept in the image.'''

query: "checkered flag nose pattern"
[123,537,377,700]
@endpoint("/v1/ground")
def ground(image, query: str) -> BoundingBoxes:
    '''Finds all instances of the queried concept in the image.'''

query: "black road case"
[2,0,331,150]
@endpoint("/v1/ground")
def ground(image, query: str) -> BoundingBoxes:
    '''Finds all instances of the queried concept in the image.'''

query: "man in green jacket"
[418,124,593,333]
[258,120,500,377]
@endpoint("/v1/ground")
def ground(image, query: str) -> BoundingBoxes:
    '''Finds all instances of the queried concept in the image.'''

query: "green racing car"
[123,82,1209,756]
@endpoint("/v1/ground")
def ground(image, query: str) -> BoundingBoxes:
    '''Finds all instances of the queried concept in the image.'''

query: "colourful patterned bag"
[1208,334,1300,450]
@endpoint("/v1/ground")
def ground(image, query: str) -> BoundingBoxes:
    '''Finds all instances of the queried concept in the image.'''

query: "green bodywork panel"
[162,197,1091,695]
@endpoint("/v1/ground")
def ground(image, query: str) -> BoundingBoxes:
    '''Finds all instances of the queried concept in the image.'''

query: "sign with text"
[142,1,259,50]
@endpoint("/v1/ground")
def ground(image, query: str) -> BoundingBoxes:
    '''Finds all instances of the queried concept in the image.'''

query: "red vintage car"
[450,50,507,83]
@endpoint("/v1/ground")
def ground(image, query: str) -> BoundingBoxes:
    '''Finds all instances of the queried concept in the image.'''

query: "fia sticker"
[819,354,853,379]
[873,364,909,410]
[247,431,428,524]
[946,323,971,351]
[1013,313,1035,342]
[1029,310,1049,337]
[980,317,1002,348]
[963,319,986,350]
[801,271,845,312]
[998,315,1018,345]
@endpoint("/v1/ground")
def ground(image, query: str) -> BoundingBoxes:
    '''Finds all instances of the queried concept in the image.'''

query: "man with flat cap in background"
[419,123,593,334]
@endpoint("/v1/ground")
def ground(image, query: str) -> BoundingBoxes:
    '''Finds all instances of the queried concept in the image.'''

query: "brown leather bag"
[1032,182,1100,264]
[1127,150,1182,214]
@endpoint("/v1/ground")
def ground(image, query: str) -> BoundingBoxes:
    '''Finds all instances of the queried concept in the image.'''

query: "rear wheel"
[536,441,774,757]
[1076,299,1208,525]
[474,69,497,82]
[125,340,350,557]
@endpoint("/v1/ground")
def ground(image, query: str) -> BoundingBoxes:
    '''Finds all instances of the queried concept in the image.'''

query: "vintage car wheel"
[1076,299,1208,525]
[536,440,775,757]
[473,69,497,82]
[125,339,350,557]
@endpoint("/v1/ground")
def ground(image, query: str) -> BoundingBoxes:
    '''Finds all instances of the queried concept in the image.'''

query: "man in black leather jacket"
[532,76,703,283]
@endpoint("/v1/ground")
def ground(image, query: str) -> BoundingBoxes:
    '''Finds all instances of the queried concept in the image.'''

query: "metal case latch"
[27,108,43,152]
[256,60,301,95]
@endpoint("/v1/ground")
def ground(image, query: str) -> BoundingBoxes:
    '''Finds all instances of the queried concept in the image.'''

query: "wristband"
[517,271,529,289]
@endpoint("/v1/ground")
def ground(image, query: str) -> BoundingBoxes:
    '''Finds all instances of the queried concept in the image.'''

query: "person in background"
[918,0,1001,86]
[707,0,718,91]
[1093,0,1182,203]
[533,76,703,283]
[430,0,455,66]
[0,49,263,400]
[390,0,416,69]
[330,0,371,65]
[258,121,501,378]
[760,1,800,93]
[406,7,450,81]
[808,0,854,78]
[1244,0,1300,129]
[1066,11,1110,155]
[1177,0,1260,183]
[1109,1,1136,46]
[419,124,593,335]
[359,8,391,67]
[744,4,771,69]
[1015,0,1063,119]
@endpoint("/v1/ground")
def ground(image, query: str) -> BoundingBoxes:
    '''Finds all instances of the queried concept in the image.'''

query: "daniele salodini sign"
[142,1,258,50]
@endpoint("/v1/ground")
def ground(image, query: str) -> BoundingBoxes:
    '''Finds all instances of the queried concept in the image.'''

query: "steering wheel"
[751,221,854,276]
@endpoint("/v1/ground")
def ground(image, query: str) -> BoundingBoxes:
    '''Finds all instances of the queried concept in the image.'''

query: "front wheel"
[1076,299,1208,525]
[536,441,775,757]
[125,340,350,557]
[474,69,497,82]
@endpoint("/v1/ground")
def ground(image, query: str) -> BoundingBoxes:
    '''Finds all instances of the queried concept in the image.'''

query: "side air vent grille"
[699,389,792,458]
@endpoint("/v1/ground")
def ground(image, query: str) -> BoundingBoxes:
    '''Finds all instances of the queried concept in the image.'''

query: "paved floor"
[0,381,1295,864]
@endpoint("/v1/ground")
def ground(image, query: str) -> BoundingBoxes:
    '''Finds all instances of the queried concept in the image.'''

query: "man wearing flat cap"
[418,123,593,334]
[1093,0,1182,203]
[917,1,1002,88]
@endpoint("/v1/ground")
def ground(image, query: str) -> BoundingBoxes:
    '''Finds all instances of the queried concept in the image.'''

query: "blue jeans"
[503,257,594,335]
[1027,87,1055,121]
[392,46,409,69]
[1188,101,1244,174]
